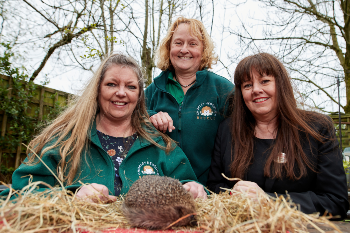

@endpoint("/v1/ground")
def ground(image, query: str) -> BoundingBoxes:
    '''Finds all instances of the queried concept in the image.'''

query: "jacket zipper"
[155,76,195,148]
[178,105,182,148]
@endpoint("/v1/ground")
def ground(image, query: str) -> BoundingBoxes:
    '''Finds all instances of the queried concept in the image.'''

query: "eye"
[107,83,116,87]
[261,79,270,84]
[243,83,252,89]
[190,42,197,46]
[127,85,137,90]
[174,41,181,45]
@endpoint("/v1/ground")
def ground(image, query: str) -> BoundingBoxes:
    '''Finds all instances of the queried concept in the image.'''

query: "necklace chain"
[175,76,196,88]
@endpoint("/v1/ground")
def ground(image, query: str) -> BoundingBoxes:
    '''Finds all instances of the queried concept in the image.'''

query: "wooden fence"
[0,74,349,174]
[330,114,350,150]
[0,74,72,171]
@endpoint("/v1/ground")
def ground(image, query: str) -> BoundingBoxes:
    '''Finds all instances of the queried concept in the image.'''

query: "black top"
[246,138,274,189]
[97,131,138,195]
[207,117,349,219]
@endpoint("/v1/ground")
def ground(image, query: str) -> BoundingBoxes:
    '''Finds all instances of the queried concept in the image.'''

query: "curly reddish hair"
[156,16,217,71]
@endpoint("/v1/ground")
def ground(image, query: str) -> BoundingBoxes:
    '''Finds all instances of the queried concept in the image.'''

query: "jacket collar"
[154,69,209,92]
[89,119,163,151]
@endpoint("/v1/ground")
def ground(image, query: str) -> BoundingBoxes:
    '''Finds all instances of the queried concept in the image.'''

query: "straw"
[0,147,342,232]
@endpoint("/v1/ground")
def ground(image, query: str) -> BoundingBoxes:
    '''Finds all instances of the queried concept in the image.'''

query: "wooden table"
[78,222,350,233]
[307,221,350,233]
[80,229,201,233]
[2,221,349,232]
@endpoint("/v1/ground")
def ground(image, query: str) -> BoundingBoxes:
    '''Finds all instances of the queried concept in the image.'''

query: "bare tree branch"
[22,0,59,29]
[30,24,96,81]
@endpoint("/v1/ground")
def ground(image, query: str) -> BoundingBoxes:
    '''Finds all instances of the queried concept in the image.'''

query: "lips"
[112,101,127,106]
[178,56,192,60]
[253,97,269,103]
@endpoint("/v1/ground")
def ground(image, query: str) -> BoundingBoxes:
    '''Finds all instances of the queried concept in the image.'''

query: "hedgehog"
[121,175,197,230]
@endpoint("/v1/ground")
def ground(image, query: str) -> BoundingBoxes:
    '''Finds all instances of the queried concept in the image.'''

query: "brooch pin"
[275,152,287,163]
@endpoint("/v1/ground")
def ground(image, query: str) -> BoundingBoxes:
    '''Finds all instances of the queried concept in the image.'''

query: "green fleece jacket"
[0,122,198,197]
[145,69,234,185]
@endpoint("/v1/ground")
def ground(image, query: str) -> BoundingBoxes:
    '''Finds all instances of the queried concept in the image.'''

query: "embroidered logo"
[137,161,159,176]
[142,166,155,174]
[201,106,213,116]
[196,102,217,120]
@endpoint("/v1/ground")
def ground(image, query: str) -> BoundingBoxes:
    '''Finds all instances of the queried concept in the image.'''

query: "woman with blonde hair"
[1,53,206,201]
[145,17,234,186]
[207,53,349,218]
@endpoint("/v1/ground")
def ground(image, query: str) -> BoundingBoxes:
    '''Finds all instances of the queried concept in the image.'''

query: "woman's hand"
[183,181,207,199]
[75,183,117,203]
[232,181,265,201]
[150,111,175,133]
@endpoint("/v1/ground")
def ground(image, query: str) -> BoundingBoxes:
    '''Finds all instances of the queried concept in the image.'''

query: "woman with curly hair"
[145,17,234,186]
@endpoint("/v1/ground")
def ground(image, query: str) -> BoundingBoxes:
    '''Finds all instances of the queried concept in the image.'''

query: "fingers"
[75,183,116,203]
[232,181,265,200]
[183,182,207,199]
[197,187,208,199]
[150,112,175,133]
[233,181,259,193]
[104,195,117,203]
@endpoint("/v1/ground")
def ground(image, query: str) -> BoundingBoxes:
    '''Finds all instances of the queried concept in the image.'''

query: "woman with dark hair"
[1,53,206,201]
[207,53,349,218]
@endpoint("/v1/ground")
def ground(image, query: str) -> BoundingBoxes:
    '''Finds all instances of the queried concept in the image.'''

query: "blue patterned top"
[97,131,138,195]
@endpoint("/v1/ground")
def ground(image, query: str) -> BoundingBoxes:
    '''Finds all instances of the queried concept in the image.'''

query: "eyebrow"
[173,37,200,41]
[125,80,138,85]
[106,78,138,84]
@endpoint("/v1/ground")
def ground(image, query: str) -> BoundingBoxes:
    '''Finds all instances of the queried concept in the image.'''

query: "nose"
[180,44,189,53]
[116,86,126,97]
[252,83,263,94]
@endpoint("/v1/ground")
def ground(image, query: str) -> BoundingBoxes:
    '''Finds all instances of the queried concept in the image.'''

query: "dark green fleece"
[0,122,198,197]
[145,69,234,185]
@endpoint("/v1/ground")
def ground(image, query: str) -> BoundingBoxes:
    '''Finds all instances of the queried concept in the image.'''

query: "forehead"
[172,23,201,41]
[103,65,138,81]
[241,69,262,81]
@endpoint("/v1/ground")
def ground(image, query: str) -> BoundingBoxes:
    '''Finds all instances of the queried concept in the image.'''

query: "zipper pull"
[178,106,182,131]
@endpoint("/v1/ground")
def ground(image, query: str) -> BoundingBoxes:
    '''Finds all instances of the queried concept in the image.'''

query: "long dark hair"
[230,53,331,180]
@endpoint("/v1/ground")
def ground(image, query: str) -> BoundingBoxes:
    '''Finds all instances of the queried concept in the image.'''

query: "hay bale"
[0,181,341,233]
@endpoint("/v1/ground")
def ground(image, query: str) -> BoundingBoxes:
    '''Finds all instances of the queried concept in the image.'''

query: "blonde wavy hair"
[27,53,174,185]
[156,16,218,71]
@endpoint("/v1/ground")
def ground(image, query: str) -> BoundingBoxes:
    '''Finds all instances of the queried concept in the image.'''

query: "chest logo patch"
[201,106,213,116]
[137,161,159,176]
[197,102,217,120]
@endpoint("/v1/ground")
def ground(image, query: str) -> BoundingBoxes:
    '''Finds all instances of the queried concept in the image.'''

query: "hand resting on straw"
[232,181,266,201]
[76,183,117,203]
[183,181,207,199]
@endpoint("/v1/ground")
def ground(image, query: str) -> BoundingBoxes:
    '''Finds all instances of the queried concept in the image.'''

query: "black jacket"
[207,117,349,219]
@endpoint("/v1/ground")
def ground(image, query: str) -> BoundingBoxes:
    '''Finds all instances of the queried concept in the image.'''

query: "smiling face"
[98,65,139,124]
[241,71,278,121]
[169,23,203,75]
